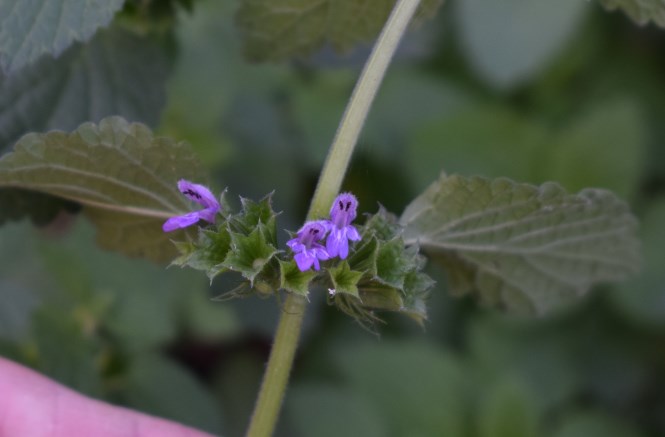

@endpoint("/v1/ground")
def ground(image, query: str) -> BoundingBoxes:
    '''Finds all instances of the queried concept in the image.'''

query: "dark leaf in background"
[31,307,103,397]
[401,174,640,314]
[0,26,172,154]
[455,0,588,89]
[408,100,646,200]
[125,354,224,435]
[235,0,444,62]
[597,0,665,27]
[288,385,388,437]
[0,117,207,262]
[0,0,124,73]
[476,378,540,437]
[0,188,79,226]
[334,340,468,436]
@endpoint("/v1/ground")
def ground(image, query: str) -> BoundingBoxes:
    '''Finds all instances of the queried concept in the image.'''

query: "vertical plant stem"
[307,0,423,219]
[246,1,422,436]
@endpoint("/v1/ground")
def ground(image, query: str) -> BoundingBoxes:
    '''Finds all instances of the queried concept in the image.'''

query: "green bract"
[171,197,434,327]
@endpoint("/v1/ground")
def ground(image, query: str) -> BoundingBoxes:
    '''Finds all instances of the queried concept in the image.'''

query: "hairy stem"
[245,1,422,436]
[307,0,423,219]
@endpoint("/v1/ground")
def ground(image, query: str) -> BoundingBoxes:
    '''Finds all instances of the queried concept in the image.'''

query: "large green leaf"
[0,0,125,73]
[400,174,640,315]
[235,0,444,62]
[455,0,588,89]
[0,26,171,154]
[0,117,207,263]
[597,0,665,27]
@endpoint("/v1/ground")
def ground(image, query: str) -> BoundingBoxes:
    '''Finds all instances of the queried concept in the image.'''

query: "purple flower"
[287,221,330,271]
[163,179,220,232]
[326,192,361,259]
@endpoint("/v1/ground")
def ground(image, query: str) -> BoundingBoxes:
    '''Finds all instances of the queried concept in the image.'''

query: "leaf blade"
[0,26,172,154]
[0,0,125,72]
[401,174,640,314]
[0,116,207,263]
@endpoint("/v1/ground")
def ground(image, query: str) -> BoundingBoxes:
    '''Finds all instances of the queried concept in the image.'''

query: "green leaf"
[0,116,207,263]
[125,354,224,435]
[545,99,646,200]
[477,378,539,437]
[407,105,548,190]
[401,174,640,315]
[222,226,279,285]
[328,261,364,298]
[597,0,665,28]
[0,26,172,154]
[279,259,316,296]
[456,0,588,88]
[0,0,125,73]
[408,101,647,199]
[32,307,103,397]
[235,0,444,62]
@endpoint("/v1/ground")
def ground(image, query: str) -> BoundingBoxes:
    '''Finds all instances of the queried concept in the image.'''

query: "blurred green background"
[2,0,665,436]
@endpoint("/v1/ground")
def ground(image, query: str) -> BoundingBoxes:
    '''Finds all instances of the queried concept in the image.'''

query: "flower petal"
[294,252,315,271]
[346,225,361,241]
[326,230,342,258]
[177,180,220,210]
[162,211,201,232]
[197,207,218,223]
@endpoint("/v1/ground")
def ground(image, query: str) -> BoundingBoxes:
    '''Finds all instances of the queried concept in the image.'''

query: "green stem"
[306,0,423,219]
[245,1,422,436]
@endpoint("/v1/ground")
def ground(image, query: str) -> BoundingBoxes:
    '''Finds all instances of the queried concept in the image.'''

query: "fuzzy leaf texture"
[0,117,207,262]
[597,0,665,27]
[0,0,125,73]
[0,26,172,154]
[400,174,640,315]
[235,0,445,62]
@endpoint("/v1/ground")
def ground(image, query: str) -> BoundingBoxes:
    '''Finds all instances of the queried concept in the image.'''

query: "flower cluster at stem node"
[287,193,361,271]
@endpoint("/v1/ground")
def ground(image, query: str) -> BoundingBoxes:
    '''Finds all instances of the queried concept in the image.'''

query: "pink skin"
[0,357,214,437]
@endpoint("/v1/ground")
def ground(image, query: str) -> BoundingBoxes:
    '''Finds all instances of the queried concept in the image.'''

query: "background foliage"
[1,0,665,436]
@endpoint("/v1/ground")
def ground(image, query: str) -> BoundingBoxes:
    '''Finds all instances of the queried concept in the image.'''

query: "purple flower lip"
[163,179,220,232]
[326,193,361,259]
[287,220,330,271]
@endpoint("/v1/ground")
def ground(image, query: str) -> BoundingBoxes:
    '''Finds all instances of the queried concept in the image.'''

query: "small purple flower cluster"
[162,181,360,272]
[287,192,361,272]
